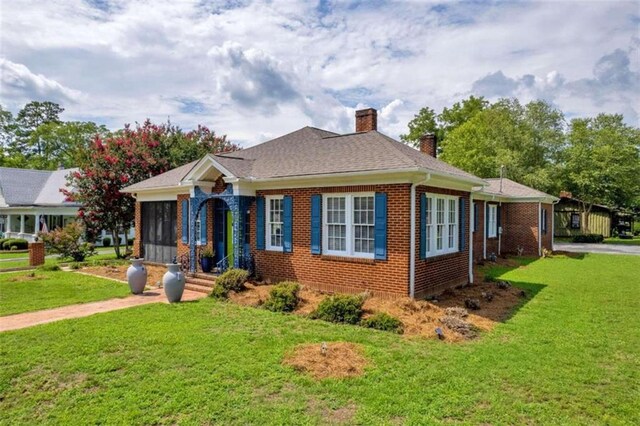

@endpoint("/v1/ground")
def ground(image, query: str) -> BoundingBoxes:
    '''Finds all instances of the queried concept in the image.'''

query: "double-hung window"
[323,193,375,258]
[266,196,284,250]
[424,193,458,257]
[570,212,580,229]
[487,204,497,238]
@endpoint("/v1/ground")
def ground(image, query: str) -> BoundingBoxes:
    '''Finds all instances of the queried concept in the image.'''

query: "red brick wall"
[472,200,485,262]
[414,186,471,298]
[176,196,215,263]
[133,201,142,258]
[502,203,539,255]
[541,203,553,252]
[252,184,411,297]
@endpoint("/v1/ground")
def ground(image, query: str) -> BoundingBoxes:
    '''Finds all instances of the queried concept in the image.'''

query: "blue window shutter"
[200,203,207,244]
[543,208,547,234]
[374,192,387,260]
[420,193,426,259]
[283,195,293,253]
[256,196,265,250]
[459,198,466,251]
[474,203,479,232]
[181,200,189,243]
[485,203,490,232]
[310,195,321,254]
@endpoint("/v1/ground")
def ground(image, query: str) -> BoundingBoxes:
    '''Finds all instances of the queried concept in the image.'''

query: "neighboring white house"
[0,166,133,244]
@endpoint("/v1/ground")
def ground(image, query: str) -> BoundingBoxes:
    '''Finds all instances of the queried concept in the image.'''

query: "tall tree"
[400,106,439,147]
[13,101,64,157]
[66,120,239,257]
[562,114,640,233]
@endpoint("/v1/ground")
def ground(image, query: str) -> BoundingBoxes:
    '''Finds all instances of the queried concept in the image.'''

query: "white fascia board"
[181,154,235,184]
[0,206,79,215]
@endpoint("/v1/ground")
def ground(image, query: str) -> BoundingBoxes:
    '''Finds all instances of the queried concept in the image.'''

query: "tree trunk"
[112,229,122,258]
[581,201,593,235]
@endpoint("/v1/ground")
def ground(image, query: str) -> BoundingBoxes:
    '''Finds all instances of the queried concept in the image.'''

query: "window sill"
[422,251,464,262]
[319,255,376,265]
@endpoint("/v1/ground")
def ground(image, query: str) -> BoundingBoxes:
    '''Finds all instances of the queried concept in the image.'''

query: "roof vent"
[355,108,377,132]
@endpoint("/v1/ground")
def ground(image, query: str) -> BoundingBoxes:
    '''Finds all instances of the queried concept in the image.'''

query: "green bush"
[263,281,300,312]
[571,234,604,243]
[210,282,229,299]
[2,238,28,250]
[38,264,61,272]
[311,294,365,324]
[361,312,404,334]
[216,268,249,292]
[0,238,8,249]
[41,222,95,261]
[102,237,111,247]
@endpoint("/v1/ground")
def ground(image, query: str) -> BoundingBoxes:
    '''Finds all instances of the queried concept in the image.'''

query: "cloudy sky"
[1,0,638,146]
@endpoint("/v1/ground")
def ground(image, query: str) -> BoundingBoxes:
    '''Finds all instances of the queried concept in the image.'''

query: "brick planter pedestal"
[29,242,45,267]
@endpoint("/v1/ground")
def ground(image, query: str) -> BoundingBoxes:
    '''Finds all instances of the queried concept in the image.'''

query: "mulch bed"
[230,258,529,342]
[283,342,368,379]
[80,264,167,288]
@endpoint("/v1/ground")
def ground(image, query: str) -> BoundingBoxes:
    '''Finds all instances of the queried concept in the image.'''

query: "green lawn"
[0,270,130,316]
[0,252,120,271]
[0,251,29,260]
[604,237,640,246]
[0,254,638,424]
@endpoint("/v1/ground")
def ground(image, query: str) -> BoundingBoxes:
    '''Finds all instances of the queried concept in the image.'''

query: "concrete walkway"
[554,242,640,256]
[0,288,207,332]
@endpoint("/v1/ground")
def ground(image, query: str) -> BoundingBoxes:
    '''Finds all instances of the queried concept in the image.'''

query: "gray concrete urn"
[163,263,185,303]
[126,259,147,294]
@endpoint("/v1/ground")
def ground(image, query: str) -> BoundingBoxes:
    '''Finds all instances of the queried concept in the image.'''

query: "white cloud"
[0,0,637,147]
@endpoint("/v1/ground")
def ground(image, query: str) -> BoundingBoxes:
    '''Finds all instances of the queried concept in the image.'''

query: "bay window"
[424,193,459,257]
[323,193,375,258]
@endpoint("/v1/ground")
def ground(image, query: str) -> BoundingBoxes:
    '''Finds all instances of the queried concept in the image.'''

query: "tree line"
[0,101,239,257]
[401,97,640,230]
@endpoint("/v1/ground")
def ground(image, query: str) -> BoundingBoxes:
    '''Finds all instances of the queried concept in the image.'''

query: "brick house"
[123,109,557,298]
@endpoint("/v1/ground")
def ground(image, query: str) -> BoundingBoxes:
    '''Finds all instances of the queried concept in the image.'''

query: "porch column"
[6,215,10,234]
[34,214,40,235]
[20,214,25,234]
[188,197,201,273]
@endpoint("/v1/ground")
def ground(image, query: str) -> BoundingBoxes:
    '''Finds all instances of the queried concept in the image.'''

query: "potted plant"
[200,247,215,273]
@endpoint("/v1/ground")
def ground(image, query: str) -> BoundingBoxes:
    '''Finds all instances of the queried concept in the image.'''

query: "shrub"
[216,268,249,292]
[263,281,301,312]
[311,294,365,324]
[10,245,18,251]
[41,222,96,262]
[3,238,28,250]
[361,312,404,334]
[0,238,7,249]
[102,237,111,247]
[571,234,604,243]
[38,264,61,272]
[210,282,229,299]
[127,238,134,246]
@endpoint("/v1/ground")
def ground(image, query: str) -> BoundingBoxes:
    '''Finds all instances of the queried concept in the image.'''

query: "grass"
[0,251,29,260]
[0,254,638,424]
[0,252,120,271]
[0,270,130,316]
[604,237,640,246]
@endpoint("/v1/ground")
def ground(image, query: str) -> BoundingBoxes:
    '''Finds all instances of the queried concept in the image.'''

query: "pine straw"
[81,264,167,287]
[230,258,529,342]
[283,342,368,379]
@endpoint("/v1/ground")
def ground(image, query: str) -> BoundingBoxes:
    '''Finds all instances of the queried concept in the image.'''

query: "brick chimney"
[559,191,572,199]
[355,108,377,132]
[419,134,437,158]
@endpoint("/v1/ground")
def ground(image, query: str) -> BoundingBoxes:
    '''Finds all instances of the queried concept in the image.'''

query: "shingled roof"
[124,126,483,192]
[0,167,79,207]
[482,178,557,200]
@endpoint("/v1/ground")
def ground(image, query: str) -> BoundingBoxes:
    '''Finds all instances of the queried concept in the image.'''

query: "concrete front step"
[185,277,216,288]
[189,272,218,281]
[185,283,213,294]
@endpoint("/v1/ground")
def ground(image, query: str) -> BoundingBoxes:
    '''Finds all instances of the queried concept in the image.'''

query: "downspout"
[498,201,502,256]
[409,174,431,299]
[469,193,474,284]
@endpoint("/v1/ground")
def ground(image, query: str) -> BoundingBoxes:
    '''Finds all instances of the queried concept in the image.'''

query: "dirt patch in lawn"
[5,272,45,282]
[230,258,529,342]
[80,264,167,288]
[284,342,368,379]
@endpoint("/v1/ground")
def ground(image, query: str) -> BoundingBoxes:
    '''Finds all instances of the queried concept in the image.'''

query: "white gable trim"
[181,154,235,184]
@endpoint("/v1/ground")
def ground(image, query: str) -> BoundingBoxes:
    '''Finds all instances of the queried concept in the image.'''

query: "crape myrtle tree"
[64,120,239,258]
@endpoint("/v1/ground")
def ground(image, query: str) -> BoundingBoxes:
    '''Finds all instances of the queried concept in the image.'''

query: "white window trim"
[424,193,459,258]
[487,204,497,238]
[322,192,375,259]
[266,195,284,251]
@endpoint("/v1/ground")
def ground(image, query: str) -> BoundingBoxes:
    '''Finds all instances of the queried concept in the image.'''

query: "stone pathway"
[0,288,207,333]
